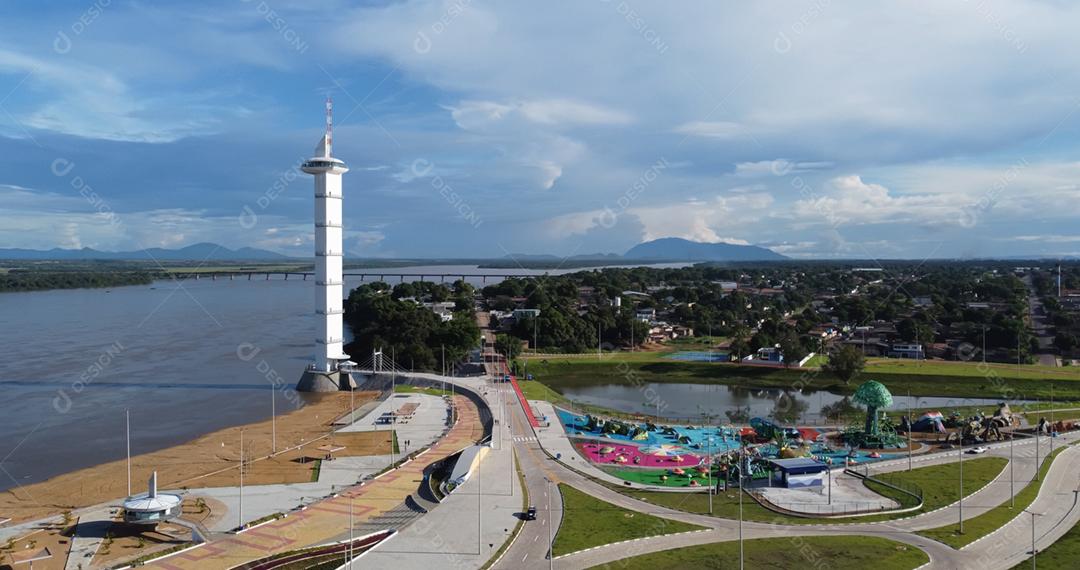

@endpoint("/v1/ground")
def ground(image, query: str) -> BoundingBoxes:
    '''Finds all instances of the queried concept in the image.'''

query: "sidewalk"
[358,383,522,570]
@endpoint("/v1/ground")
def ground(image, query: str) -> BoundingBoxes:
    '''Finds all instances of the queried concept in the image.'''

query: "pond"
[555,381,1031,425]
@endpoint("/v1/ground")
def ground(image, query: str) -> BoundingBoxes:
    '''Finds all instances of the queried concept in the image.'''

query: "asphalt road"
[490,382,1080,570]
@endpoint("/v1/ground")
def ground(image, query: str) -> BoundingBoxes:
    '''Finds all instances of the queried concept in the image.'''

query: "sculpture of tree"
[852,380,894,437]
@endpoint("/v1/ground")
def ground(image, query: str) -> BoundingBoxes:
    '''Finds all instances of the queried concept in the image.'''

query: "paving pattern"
[143,395,483,570]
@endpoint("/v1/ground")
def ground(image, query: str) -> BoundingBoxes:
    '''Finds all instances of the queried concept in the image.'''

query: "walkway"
[144,395,484,570]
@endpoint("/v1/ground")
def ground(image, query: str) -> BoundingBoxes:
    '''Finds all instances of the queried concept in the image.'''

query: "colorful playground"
[555,380,928,490]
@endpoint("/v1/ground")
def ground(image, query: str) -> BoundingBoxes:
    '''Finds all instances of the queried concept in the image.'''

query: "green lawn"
[553,484,705,557]
[919,444,1071,548]
[869,456,1008,513]
[591,535,929,570]
[393,384,456,397]
[526,357,1080,402]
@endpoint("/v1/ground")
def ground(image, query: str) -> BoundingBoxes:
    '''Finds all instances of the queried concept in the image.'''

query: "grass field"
[553,484,704,556]
[919,444,1072,548]
[594,535,929,570]
[393,384,456,398]
[526,356,1080,402]
[870,456,1008,514]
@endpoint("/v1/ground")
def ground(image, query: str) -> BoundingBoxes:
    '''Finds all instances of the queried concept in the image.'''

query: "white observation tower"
[297,99,355,392]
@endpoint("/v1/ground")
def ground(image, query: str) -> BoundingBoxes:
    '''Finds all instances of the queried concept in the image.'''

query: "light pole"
[738,431,744,570]
[707,436,713,514]
[1025,509,1042,569]
[547,478,554,570]
[272,383,278,454]
[958,433,964,533]
[239,429,244,530]
[126,409,131,497]
[1010,431,1015,508]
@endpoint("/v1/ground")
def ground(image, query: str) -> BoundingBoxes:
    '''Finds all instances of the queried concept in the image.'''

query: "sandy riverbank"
[0,391,386,524]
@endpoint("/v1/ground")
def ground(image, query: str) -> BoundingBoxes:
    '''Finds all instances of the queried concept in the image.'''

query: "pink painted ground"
[577,441,703,468]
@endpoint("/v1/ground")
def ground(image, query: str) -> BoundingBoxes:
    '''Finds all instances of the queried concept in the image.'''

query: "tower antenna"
[325,97,333,157]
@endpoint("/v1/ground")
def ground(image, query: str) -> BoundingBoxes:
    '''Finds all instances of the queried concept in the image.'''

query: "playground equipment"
[841,380,906,449]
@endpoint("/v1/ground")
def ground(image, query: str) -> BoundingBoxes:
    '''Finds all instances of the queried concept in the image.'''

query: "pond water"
[555,381,1029,425]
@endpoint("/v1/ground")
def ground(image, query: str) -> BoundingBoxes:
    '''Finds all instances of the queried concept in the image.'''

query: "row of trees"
[0,271,158,292]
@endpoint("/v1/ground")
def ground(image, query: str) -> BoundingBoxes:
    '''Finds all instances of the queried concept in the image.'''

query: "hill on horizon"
[624,237,787,261]
[0,242,290,261]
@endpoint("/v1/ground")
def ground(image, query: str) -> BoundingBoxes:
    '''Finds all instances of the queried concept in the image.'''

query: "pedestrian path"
[145,395,485,570]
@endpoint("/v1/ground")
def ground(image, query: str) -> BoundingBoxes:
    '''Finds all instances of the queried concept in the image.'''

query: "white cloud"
[673,121,746,139]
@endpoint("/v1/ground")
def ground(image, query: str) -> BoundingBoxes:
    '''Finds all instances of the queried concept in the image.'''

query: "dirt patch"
[0,518,74,570]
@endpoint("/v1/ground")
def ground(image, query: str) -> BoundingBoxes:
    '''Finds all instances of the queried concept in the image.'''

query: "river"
[0,263,685,491]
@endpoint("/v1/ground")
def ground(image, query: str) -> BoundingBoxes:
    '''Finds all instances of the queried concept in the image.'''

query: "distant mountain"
[0,242,290,261]
[500,252,623,262]
[624,238,787,261]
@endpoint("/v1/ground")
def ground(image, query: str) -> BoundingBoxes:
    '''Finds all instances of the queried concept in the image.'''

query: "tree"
[824,344,865,385]
[852,380,894,436]
[778,331,807,368]
[495,333,522,361]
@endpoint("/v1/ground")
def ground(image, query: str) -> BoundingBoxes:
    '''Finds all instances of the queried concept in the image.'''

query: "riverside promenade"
[144,394,485,570]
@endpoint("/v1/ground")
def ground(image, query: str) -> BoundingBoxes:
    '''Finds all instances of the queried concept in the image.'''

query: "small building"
[888,343,925,359]
[743,347,783,363]
[635,308,656,322]
[766,458,828,489]
[122,472,182,525]
[512,308,541,322]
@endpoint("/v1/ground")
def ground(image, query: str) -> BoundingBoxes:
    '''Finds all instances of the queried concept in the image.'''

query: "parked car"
[525,506,537,520]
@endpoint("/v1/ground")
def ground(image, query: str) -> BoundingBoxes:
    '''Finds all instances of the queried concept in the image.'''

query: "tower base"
[296,369,357,392]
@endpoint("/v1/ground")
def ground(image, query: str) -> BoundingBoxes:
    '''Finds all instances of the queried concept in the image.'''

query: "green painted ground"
[919,443,1072,548]
[589,535,929,570]
[602,467,716,488]
[553,484,705,557]
[605,456,1007,526]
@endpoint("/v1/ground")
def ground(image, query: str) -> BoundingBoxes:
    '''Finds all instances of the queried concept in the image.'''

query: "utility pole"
[348,499,354,568]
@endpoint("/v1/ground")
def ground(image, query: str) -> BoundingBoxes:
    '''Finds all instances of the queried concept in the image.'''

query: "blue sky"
[0,1,1078,259]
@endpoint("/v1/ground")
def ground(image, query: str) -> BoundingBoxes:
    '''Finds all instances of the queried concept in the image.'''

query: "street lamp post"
[1010,431,1015,508]
[1025,509,1042,569]
[547,478,554,570]
[959,434,964,533]
[738,431,744,570]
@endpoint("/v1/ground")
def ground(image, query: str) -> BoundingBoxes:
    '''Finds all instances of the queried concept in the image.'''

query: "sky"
[0,1,1078,260]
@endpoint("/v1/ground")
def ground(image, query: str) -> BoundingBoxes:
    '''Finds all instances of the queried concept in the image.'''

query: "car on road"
[968,446,989,454]
[525,506,537,520]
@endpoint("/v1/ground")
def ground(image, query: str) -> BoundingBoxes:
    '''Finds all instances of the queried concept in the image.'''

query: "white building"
[298,100,355,392]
